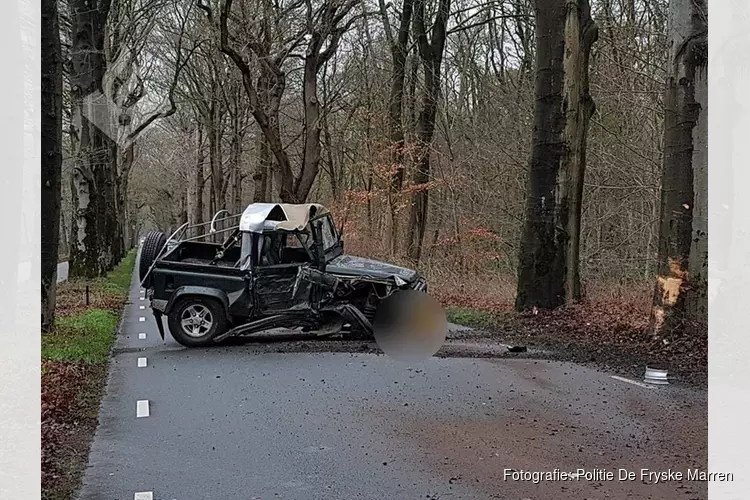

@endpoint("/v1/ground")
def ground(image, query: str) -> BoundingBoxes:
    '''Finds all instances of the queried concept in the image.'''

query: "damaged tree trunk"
[650,0,707,337]
[514,0,598,311]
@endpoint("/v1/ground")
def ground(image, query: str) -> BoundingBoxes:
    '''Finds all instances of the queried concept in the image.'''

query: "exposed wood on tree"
[650,0,707,337]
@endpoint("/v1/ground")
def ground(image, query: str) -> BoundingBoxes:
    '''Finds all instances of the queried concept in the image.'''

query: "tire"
[167,296,228,348]
[139,230,167,286]
[343,298,377,341]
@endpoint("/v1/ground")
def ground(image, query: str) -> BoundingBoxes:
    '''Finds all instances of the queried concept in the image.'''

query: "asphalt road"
[78,252,707,500]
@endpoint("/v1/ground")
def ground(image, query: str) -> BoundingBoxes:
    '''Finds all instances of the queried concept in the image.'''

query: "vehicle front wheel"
[167,297,228,348]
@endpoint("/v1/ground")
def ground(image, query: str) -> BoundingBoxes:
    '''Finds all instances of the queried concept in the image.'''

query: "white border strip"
[134,492,153,500]
[136,400,150,418]
[137,357,147,368]
[138,333,146,340]
[139,317,146,322]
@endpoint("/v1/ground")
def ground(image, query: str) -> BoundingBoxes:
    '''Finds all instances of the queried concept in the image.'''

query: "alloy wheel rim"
[180,304,213,337]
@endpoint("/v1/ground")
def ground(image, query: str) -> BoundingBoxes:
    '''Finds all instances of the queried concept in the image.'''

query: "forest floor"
[41,251,136,500]
[433,277,708,388]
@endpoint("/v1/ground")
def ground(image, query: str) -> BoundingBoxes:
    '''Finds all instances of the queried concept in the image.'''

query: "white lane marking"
[139,317,146,322]
[139,297,145,301]
[134,492,153,500]
[137,357,147,368]
[136,400,150,418]
[139,305,146,310]
[138,333,146,340]
[140,288,145,293]
[611,375,654,389]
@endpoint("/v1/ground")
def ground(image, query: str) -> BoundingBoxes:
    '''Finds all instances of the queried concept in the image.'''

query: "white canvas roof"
[238,203,330,233]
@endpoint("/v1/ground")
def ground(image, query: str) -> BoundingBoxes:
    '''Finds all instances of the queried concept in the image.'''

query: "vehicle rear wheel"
[139,230,167,286]
[167,296,228,348]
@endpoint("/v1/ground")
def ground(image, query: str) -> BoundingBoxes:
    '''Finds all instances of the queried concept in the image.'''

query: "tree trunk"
[650,0,707,337]
[68,0,115,278]
[208,100,223,216]
[405,0,451,264]
[60,208,69,258]
[383,0,415,256]
[562,0,598,303]
[117,143,134,252]
[252,69,271,202]
[230,120,243,214]
[296,45,324,203]
[188,128,205,236]
[514,0,598,311]
[42,0,62,333]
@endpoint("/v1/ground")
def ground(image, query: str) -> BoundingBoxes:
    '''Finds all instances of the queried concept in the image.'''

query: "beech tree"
[380,0,415,255]
[404,0,451,264]
[650,0,707,337]
[198,0,370,203]
[42,0,63,332]
[67,0,117,278]
[514,0,598,310]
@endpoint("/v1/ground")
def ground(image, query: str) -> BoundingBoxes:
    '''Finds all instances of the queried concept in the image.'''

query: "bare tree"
[404,0,451,264]
[650,0,707,337]
[42,0,63,332]
[68,0,116,278]
[198,0,369,203]
[380,0,414,255]
[107,0,197,248]
[514,0,598,310]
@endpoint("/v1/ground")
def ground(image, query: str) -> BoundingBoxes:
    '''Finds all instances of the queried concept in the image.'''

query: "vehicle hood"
[327,254,419,282]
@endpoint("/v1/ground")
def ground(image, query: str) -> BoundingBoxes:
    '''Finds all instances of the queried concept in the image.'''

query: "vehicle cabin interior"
[163,205,331,269]
[162,240,243,268]
[256,230,313,266]
[161,229,314,269]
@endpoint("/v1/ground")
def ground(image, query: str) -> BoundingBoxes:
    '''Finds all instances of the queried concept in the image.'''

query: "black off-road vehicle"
[139,203,428,347]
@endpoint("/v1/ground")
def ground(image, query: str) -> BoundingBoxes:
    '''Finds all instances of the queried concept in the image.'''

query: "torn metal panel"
[239,203,329,233]
[327,254,419,281]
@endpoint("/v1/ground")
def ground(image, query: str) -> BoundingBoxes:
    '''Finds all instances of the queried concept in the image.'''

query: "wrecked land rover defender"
[138,203,428,348]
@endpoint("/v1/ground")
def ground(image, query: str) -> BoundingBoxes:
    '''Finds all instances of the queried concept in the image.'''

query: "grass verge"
[41,250,136,500]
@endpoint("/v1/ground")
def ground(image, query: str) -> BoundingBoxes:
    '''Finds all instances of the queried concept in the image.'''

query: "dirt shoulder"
[439,296,707,388]
[41,252,136,500]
